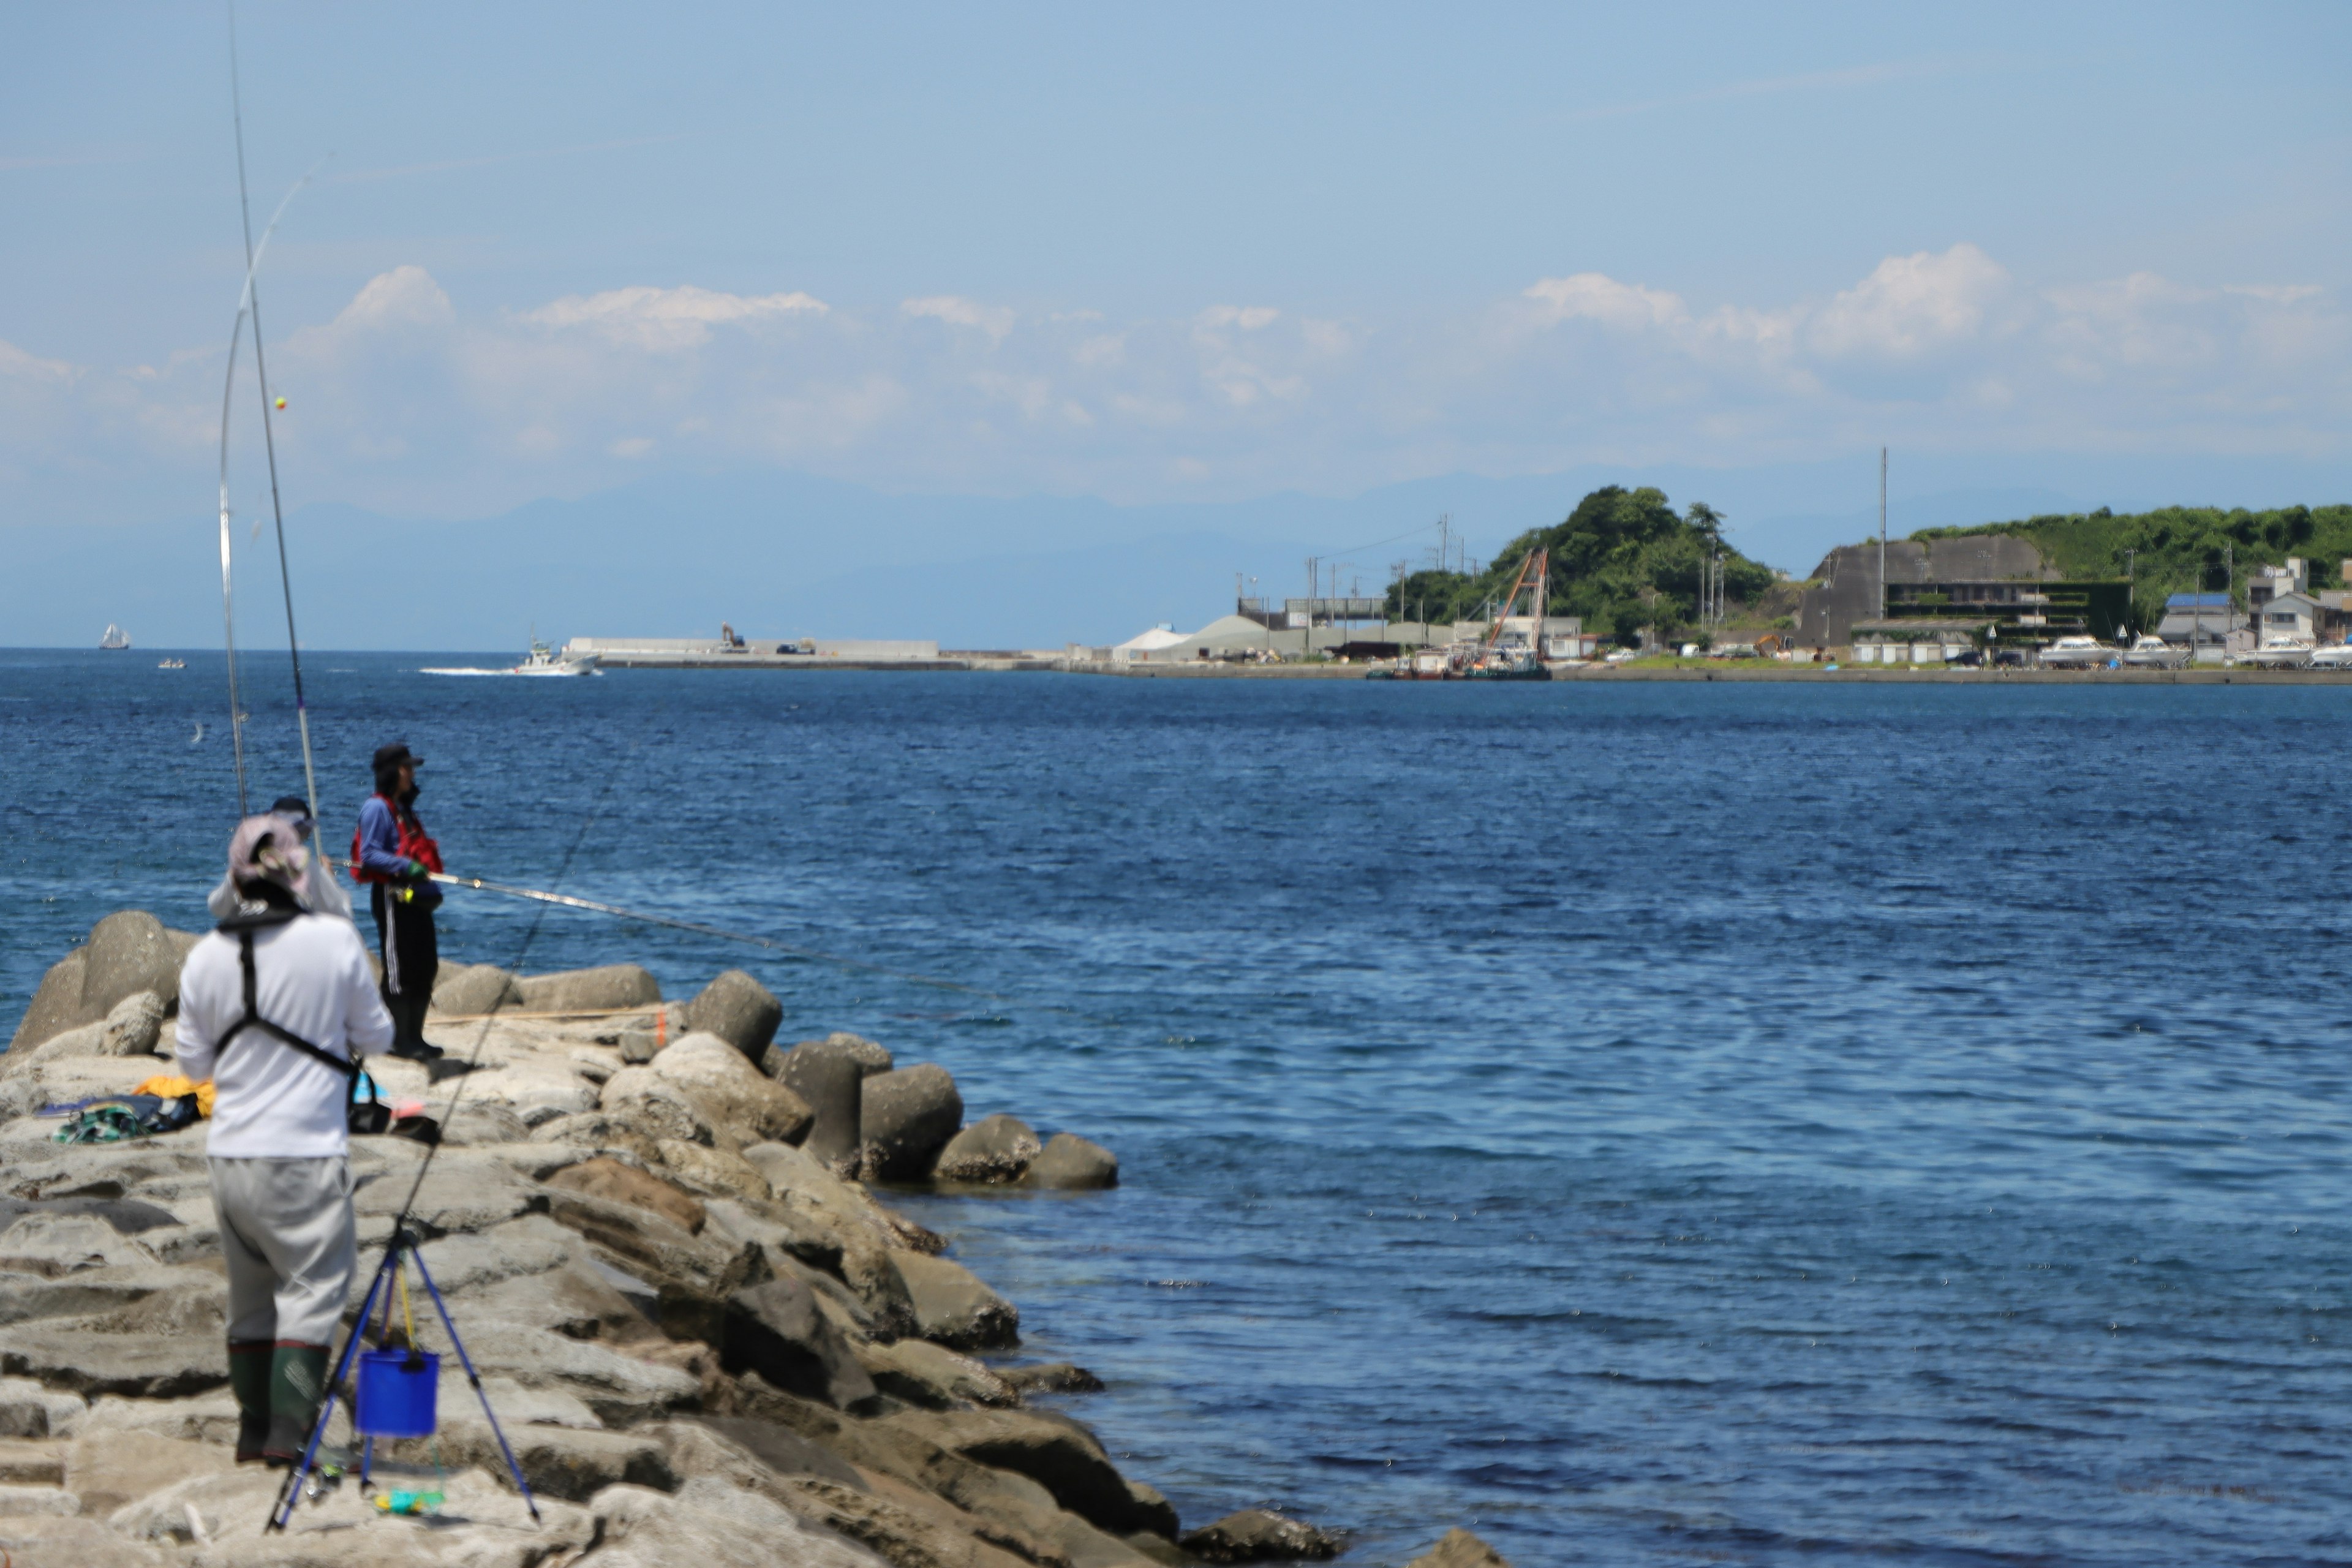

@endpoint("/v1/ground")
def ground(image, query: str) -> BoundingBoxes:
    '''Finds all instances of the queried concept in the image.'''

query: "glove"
[404,859,431,880]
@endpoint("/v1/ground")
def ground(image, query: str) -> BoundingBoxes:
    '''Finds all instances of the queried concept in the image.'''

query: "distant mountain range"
[7,454,2346,650]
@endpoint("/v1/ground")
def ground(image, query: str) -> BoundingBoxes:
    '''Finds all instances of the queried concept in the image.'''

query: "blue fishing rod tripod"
[265,1221,541,1532]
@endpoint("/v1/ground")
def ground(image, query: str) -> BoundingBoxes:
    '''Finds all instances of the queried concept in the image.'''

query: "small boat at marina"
[2120,634,2188,669]
[99,624,130,651]
[2309,643,2352,670]
[2241,638,2315,669]
[2037,635,2117,668]
[421,636,601,678]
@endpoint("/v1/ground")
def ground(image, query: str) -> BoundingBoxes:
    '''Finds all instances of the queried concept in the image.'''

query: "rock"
[649,1033,813,1145]
[655,1140,778,1206]
[67,1429,231,1517]
[541,1188,761,1339]
[1180,1509,1342,1562]
[893,1252,1019,1351]
[778,1046,864,1169]
[78,913,188,1028]
[0,1484,77,1515]
[998,1362,1106,1396]
[432,962,527,1017]
[899,1406,1174,1538]
[115,1460,594,1564]
[0,1442,62,1487]
[442,1101,531,1144]
[1406,1528,1512,1568]
[600,1065,730,1148]
[0,1378,83,1438]
[586,1476,888,1568]
[933,1114,1042,1184]
[680,971,785,1058]
[6,949,87,1054]
[531,1111,663,1167]
[618,1029,660,1063]
[418,1420,672,1502]
[0,1515,169,1567]
[18,1319,211,1402]
[442,1317,701,1426]
[674,1415,866,1489]
[858,1338,1018,1409]
[0,1214,151,1277]
[97,992,166,1057]
[518,963,662,1013]
[860,1065,964,1182]
[546,1156,708,1235]
[1022,1133,1119,1191]
[721,1278,878,1411]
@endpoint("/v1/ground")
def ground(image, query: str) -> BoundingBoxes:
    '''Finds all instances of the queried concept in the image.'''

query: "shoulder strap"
[218,929,364,1084]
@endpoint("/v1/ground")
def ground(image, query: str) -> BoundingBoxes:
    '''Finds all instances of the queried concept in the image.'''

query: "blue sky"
[4,2,2350,635]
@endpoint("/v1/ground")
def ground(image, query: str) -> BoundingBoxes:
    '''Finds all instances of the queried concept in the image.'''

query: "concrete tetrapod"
[679,970,785,1059]
[1182,1508,1344,1562]
[858,1063,964,1181]
[778,1046,864,1170]
[932,1114,1042,1184]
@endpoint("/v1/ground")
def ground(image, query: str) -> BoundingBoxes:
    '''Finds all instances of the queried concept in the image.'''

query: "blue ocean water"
[5,649,2351,1566]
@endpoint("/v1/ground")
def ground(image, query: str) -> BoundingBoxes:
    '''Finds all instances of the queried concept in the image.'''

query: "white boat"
[2309,643,2352,669]
[2242,638,2315,669]
[99,624,130,650]
[2120,634,2189,669]
[512,637,599,676]
[420,636,600,678]
[156,657,186,669]
[2037,635,2117,668]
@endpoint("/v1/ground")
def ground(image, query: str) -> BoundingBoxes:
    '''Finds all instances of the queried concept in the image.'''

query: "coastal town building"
[1794,537,2130,652]
[1847,619,1993,663]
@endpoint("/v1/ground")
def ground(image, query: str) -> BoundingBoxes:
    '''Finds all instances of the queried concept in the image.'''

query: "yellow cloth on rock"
[133,1075,214,1118]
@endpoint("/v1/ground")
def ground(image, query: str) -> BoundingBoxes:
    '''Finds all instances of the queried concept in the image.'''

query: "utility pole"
[1879,446,1888,625]
[2226,541,2234,659]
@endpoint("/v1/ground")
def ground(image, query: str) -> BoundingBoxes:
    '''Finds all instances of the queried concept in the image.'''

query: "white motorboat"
[2037,635,2117,668]
[2242,638,2315,669]
[2309,643,2352,669]
[420,636,600,677]
[512,637,599,676]
[156,657,186,669]
[2120,634,2189,669]
[99,624,130,650]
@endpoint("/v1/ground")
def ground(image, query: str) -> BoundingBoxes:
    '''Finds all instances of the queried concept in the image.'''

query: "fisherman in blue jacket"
[351,742,444,1061]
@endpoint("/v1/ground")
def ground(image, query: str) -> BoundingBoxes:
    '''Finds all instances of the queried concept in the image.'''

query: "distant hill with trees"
[1383,484,1780,643]
[1912,504,2352,603]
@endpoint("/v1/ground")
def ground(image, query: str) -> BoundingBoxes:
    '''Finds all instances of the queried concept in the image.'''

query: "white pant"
[209,1156,356,1346]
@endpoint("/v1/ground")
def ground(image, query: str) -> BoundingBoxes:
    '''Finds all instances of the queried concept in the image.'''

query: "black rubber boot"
[263,1342,331,1467]
[227,1338,271,1463]
[386,993,443,1061]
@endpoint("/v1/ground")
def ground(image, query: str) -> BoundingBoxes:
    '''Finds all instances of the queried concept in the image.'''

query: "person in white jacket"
[177,813,393,1464]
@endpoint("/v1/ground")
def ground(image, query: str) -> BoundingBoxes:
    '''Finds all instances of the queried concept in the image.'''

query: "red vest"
[351,795,444,884]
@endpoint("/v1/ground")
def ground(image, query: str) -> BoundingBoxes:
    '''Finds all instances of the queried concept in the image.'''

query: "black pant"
[371,883,439,1052]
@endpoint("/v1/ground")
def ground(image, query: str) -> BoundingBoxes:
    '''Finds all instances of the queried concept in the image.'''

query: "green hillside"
[1383,485,1776,641]
[1913,504,2352,605]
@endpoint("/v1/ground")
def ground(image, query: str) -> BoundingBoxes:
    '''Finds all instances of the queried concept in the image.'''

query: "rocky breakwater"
[0,922,1512,1568]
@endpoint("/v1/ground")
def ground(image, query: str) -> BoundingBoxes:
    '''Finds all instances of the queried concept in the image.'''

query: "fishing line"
[323,861,1110,1026]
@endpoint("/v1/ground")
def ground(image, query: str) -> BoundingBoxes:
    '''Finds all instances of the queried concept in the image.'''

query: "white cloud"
[527,283,827,351]
[1198,306,1280,331]
[901,295,1016,342]
[1806,243,2013,359]
[8,246,2347,520]
[1523,273,1687,331]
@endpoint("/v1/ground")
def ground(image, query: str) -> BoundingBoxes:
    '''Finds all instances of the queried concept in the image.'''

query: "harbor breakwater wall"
[0,911,1508,1568]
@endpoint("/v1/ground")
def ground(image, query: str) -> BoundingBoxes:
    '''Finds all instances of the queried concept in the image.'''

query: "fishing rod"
[211,151,316,817]
[228,12,322,829]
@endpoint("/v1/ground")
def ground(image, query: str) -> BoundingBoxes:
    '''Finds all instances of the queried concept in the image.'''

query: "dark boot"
[387,993,443,1061]
[263,1341,331,1466]
[227,1338,271,1463]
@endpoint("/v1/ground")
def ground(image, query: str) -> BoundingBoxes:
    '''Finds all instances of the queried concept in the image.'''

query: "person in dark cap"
[350,744,444,1061]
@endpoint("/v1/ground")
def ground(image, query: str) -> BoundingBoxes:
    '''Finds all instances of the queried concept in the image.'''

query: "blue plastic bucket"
[353,1349,439,1438]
